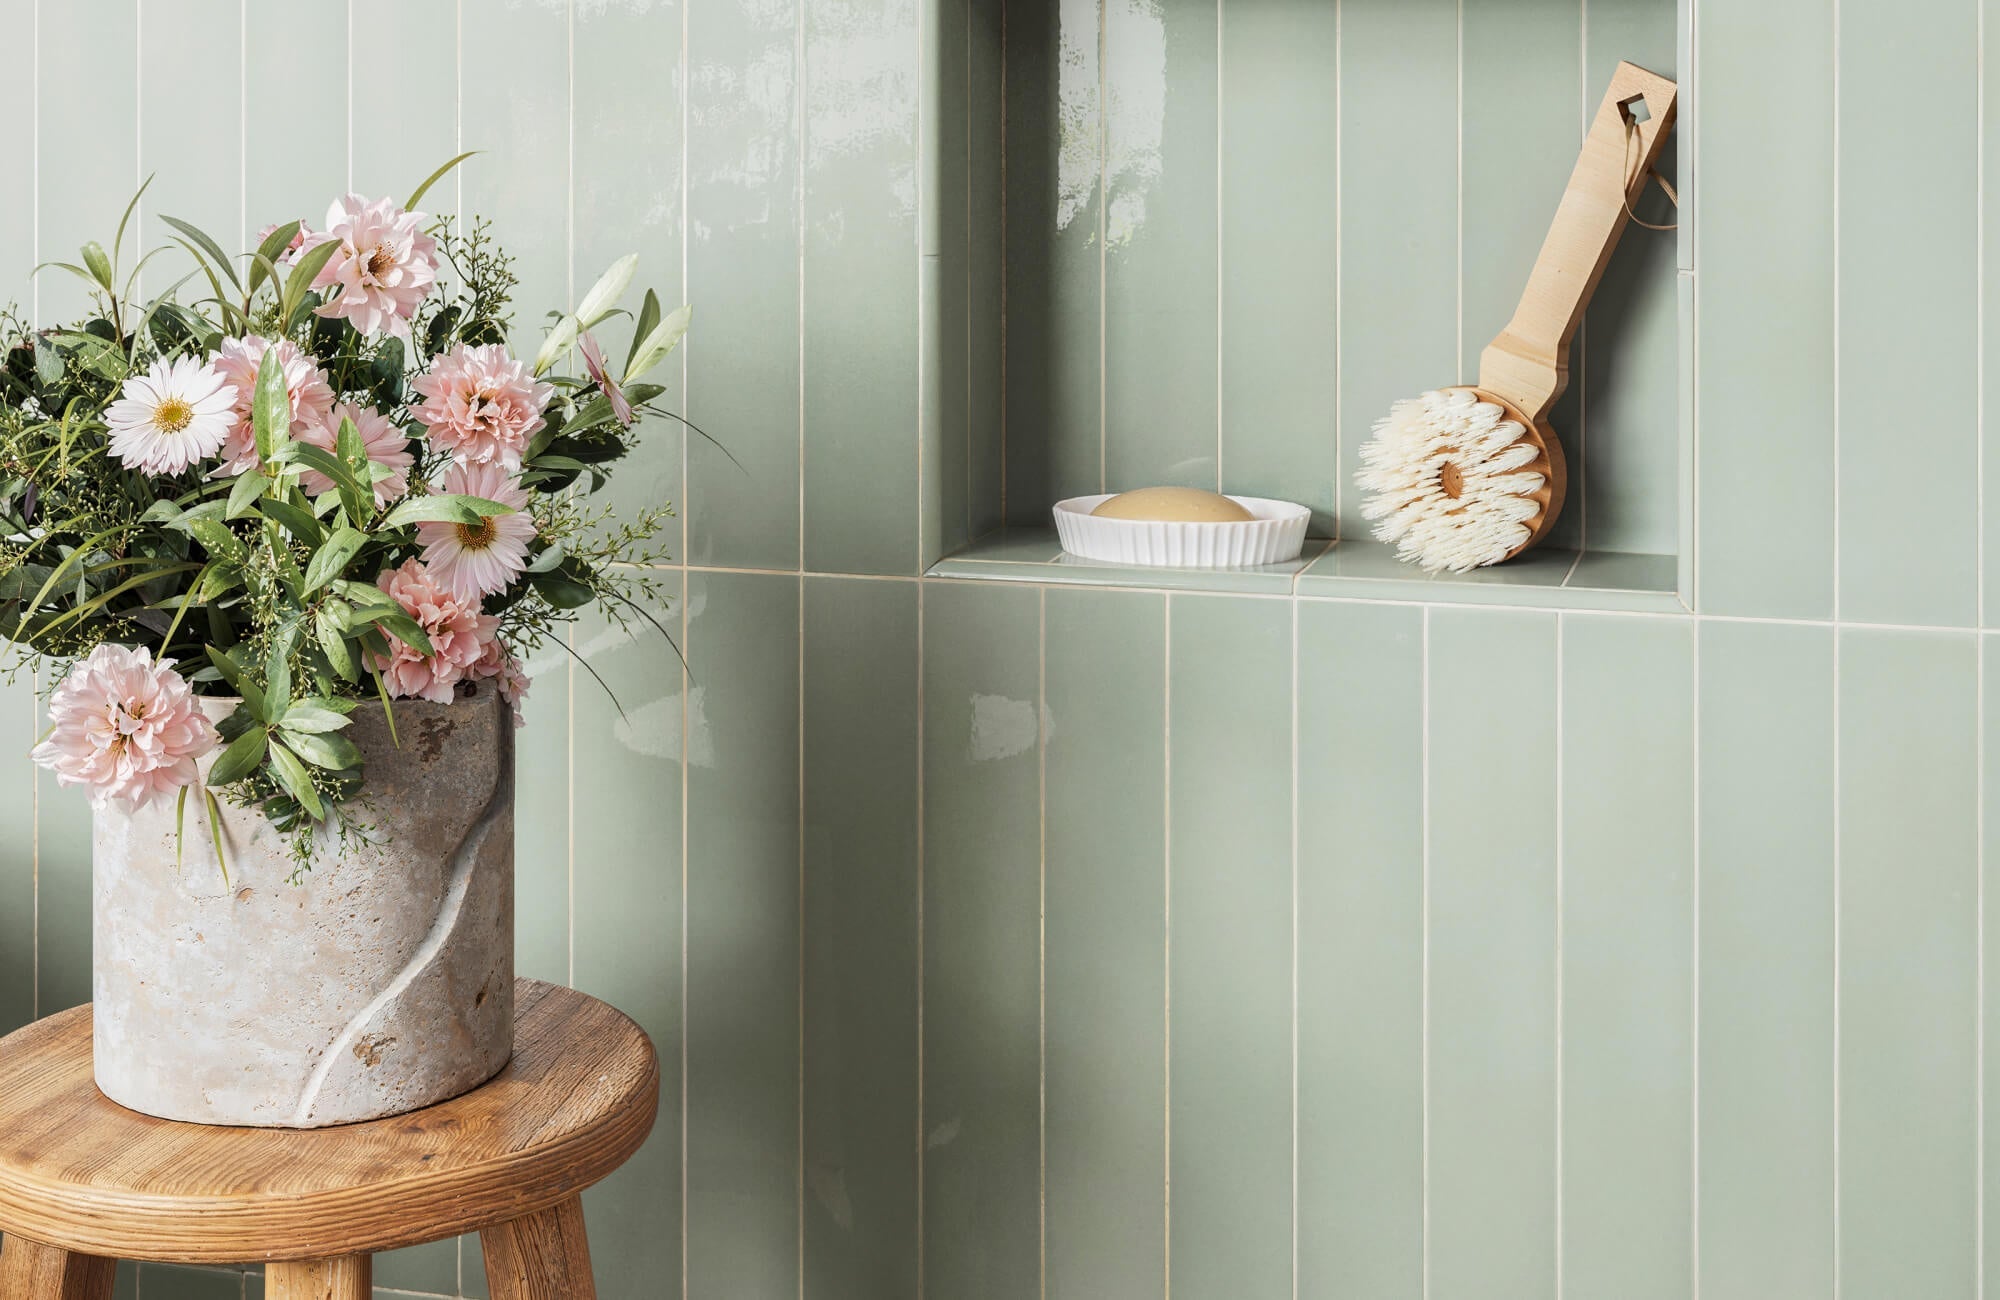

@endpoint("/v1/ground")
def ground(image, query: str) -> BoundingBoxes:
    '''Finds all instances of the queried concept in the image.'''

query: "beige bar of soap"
[1090,487,1254,522]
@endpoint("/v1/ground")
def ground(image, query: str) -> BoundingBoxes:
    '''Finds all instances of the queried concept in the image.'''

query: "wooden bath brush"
[1358,60,1678,572]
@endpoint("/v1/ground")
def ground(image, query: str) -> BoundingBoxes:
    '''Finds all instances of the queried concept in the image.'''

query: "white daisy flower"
[103,355,239,476]
[415,461,536,600]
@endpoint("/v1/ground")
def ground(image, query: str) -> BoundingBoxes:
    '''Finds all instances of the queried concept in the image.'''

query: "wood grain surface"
[480,1196,597,1299]
[0,980,659,1264]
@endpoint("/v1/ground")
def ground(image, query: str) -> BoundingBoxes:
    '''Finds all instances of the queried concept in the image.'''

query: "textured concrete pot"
[92,685,514,1128]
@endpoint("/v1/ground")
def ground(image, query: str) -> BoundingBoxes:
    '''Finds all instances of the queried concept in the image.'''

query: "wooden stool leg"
[263,1254,371,1299]
[0,1235,115,1299]
[481,1195,597,1299]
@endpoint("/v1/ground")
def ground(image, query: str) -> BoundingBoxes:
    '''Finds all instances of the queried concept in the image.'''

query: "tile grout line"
[1419,604,1432,1300]
[1830,0,1842,626]
[915,575,928,1300]
[1289,596,1301,1300]
[1215,0,1225,495]
[681,562,692,1300]
[1554,612,1566,1300]
[1332,0,1343,540]
[1038,586,1049,1300]
[1832,623,1843,1300]
[797,574,807,1300]
[1690,616,1702,1300]
[1097,0,1108,496]
[1576,0,1589,558]
[1162,592,1174,1300]
[29,0,38,1027]
[1979,617,1987,1300]
[797,0,806,577]
[998,0,1010,527]
[1454,0,1464,387]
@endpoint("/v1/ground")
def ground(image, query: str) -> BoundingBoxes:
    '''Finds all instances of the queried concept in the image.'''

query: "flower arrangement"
[3,160,688,863]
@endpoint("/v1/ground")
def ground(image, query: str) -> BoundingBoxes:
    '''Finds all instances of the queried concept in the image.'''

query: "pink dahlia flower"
[415,461,536,600]
[305,194,439,337]
[31,644,219,811]
[469,630,530,728]
[299,401,413,506]
[369,559,490,703]
[103,355,238,476]
[409,343,553,471]
[209,335,336,476]
[256,219,309,265]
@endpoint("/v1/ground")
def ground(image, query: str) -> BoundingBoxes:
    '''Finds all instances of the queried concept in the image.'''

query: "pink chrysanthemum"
[369,559,490,704]
[103,355,238,476]
[299,401,413,506]
[209,335,336,476]
[469,630,530,728]
[409,343,553,471]
[256,219,309,265]
[415,461,536,600]
[306,193,439,337]
[31,644,219,811]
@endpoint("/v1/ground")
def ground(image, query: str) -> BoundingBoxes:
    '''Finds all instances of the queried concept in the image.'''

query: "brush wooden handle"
[1477,61,1678,423]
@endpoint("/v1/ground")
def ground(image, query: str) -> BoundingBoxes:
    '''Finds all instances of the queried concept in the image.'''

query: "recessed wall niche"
[922,0,1692,609]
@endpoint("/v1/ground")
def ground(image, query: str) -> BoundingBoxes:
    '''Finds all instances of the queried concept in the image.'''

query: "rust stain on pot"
[414,715,456,763]
[354,1034,398,1068]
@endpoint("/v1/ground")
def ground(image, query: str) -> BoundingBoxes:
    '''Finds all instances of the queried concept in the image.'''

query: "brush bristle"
[1356,388,1546,573]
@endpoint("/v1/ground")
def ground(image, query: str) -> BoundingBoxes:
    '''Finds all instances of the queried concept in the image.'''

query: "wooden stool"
[0,979,659,1299]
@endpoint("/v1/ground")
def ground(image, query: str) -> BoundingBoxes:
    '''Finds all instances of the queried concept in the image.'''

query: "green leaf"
[206,723,269,786]
[405,150,480,209]
[265,639,293,721]
[80,241,113,291]
[333,414,369,474]
[530,567,595,609]
[280,237,342,327]
[175,786,188,871]
[111,175,153,271]
[265,740,323,819]
[281,729,361,771]
[279,701,354,733]
[257,496,324,546]
[626,289,662,373]
[244,219,300,301]
[624,303,692,382]
[378,494,514,529]
[250,347,290,463]
[576,253,638,328]
[203,788,231,887]
[314,606,356,683]
[224,466,267,520]
[371,668,401,747]
[302,526,366,595]
[205,644,245,689]
[271,443,368,524]
[531,313,579,377]
[377,610,434,656]
[179,517,248,566]
[158,214,243,291]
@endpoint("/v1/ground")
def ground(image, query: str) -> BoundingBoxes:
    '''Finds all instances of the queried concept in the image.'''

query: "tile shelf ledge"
[927,530,1689,612]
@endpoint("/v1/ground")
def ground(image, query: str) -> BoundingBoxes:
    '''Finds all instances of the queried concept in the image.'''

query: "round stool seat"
[0,979,658,1273]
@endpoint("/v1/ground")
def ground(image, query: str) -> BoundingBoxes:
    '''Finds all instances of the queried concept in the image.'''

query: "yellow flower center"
[455,517,497,550]
[153,397,195,434]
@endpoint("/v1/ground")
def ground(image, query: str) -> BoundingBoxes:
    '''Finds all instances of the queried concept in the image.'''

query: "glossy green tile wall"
[5,1,2000,1298]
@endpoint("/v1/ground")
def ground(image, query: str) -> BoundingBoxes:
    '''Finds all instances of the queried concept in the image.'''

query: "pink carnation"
[306,193,439,337]
[299,401,413,506]
[368,559,490,704]
[31,644,219,811]
[469,632,530,728]
[409,343,553,471]
[209,335,336,476]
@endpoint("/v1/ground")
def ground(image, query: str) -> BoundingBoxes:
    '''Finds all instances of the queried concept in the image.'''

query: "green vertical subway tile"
[1295,601,1423,1300]
[932,0,971,562]
[135,1265,246,1298]
[1218,0,1336,530]
[1336,0,1456,532]
[1427,607,1557,1300]
[1698,620,1834,1300]
[920,248,949,568]
[575,0,687,556]
[574,581,685,1300]
[1837,2,1977,626]
[1558,615,1693,1300]
[1839,628,1977,1298]
[803,0,921,575]
[1693,0,1834,619]
[921,580,1041,1299]
[686,0,800,570]
[114,1259,137,1300]
[685,570,800,1298]
[0,0,28,306]
[1103,0,1217,494]
[36,1,135,324]
[1044,587,1165,1300]
[244,5,346,234]
[1462,0,1584,552]
[802,577,920,1299]
[1003,0,1101,520]
[461,0,569,351]
[370,1238,456,1299]
[1167,594,1291,1300]
[0,679,33,1035]
[348,0,458,206]
[1988,0,2000,626]
[141,0,242,264]
[1579,0,1681,557]
[462,1236,487,1299]
[511,646,569,987]
[968,0,1006,539]
[1987,636,2000,1297]
[36,682,92,1015]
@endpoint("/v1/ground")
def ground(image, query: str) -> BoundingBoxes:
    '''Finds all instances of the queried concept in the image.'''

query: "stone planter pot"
[91,684,515,1128]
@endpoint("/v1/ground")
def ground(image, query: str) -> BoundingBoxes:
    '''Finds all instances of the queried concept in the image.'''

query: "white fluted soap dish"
[1053,489,1311,568]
